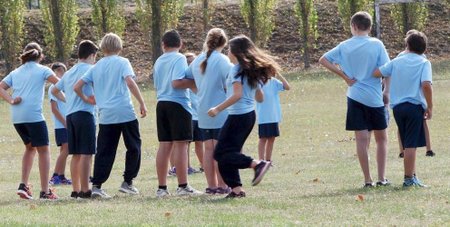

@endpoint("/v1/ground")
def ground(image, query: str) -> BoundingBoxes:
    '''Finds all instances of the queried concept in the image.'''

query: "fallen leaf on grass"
[356,194,364,201]
[165,212,171,217]
[29,204,37,210]
[312,178,320,183]
[295,170,301,175]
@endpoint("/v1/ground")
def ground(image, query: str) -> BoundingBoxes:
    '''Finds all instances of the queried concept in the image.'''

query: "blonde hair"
[100,33,123,54]
[201,28,228,74]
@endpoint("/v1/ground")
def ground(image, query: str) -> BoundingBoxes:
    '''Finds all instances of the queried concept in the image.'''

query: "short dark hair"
[78,40,99,59]
[406,31,427,55]
[51,62,67,71]
[162,29,181,48]
[351,11,372,31]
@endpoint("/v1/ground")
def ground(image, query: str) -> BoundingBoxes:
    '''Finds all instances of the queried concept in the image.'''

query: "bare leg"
[156,142,173,186]
[258,138,267,160]
[21,144,36,185]
[194,141,204,168]
[36,145,51,193]
[169,148,175,168]
[265,137,276,161]
[424,120,432,151]
[173,141,189,185]
[71,155,81,192]
[80,155,92,192]
[404,148,416,177]
[355,130,372,183]
[374,129,388,182]
[54,143,69,175]
[203,139,218,188]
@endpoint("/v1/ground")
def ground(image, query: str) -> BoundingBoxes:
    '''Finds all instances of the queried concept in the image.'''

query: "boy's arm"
[422,81,433,120]
[276,74,291,90]
[373,69,383,78]
[319,56,356,86]
[125,76,147,118]
[0,82,21,105]
[50,100,67,128]
[51,86,66,103]
[255,87,264,103]
[74,80,96,105]
[382,77,391,106]
[208,82,242,117]
[172,79,197,91]
[47,75,60,85]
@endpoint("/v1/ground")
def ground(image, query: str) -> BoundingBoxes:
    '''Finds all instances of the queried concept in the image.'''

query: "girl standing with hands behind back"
[0,42,60,199]
[209,35,279,198]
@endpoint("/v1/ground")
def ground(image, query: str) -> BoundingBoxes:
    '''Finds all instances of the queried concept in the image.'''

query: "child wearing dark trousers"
[209,35,280,198]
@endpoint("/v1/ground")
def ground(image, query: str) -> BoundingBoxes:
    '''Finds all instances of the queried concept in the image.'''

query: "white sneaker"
[92,186,112,199]
[176,185,203,196]
[119,182,139,195]
[156,188,170,198]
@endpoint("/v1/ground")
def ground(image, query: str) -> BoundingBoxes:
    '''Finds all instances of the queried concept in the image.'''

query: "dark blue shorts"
[258,123,280,138]
[54,128,68,146]
[393,102,426,148]
[192,120,205,141]
[67,111,96,155]
[200,128,221,140]
[156,101,192,142]
[346,97,387,131]
[14,121,49,147]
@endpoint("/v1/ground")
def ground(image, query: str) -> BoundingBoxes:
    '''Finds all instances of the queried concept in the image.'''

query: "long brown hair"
[229,35,281,88]
[20,42,43,64]
[200,28,227,74]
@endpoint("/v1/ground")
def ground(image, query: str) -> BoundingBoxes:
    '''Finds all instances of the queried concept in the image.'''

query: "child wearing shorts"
[75,33,148,199]
[256,74,290,163]
[52,40,99,198]
[374,31,432,187]
[0,42,59,199]
[319,11,390,187]
[48,62,72,185]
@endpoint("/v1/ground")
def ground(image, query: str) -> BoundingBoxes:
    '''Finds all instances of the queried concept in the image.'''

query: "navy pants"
[214,111,255,189]
[92,119,142,186]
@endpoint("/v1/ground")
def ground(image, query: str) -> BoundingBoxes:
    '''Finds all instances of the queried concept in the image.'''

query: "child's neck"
[163,47,180,53]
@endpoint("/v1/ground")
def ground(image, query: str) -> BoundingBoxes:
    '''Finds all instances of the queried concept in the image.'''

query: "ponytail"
[19,42,43,64]
[200,28,228,74]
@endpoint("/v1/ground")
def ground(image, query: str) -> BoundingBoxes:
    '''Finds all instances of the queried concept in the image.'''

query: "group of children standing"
[0,26,289,199]
[0,10,434,200]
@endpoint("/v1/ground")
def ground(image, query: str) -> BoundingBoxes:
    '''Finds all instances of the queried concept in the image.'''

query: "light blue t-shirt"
[256,78,284,124]
[153,51,192,114]
[324,35,390,107]
[2,61,53,124]
[226,65,259,115]
[186,51,231,129]
[48,84,67,129]
[379,53,432,109]
[81,55,136,124]
[55,62,95,116]
[189,90,199,121]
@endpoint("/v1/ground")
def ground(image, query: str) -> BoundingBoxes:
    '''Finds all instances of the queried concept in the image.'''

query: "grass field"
[0,61,449,226]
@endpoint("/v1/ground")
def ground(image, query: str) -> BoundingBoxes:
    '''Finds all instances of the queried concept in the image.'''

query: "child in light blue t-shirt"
[256,75,290,163]
[74,33,148,199]
[319,11,390,188]
[374,31,432,187]
[48,62,72,186]
[0,42,59,200]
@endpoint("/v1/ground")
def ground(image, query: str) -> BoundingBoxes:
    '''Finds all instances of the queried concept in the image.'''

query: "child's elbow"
[318,56,327,65]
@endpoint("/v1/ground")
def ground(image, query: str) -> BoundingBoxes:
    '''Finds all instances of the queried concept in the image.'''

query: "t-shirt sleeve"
[379,61,393,77]
[122,59,136,79]
[48,85,57,102]
[55,77,65,92]
[185,63,194,79]
[81,67,94,83]
[421,61,432,83]
[172,56,189,81]
[377,42,390,67]
[2,73,13,87]
[323,44,341,64]
[43,66,54,80]
[274,78,284,91]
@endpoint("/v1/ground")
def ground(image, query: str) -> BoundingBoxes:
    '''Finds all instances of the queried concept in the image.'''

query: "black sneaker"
[225,191,246,198]
[39,189,58,200]
[70,191,79,198]
[17,183,33,200]
[363,182,375,188]
[426,150,435,157]
[376,179,391,187]
[78,190,92,199]
[251,161,271,186]
[399,152,404,158]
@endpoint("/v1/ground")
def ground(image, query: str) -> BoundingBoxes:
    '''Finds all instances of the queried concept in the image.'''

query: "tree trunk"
[151,0,162,65]
[100,0,108,34]
[248,0,257,42]
[0,8,12,73]
[50,0,65,62]
[300,0,310,69]
[401,3,409,35]
[202,0,208,32]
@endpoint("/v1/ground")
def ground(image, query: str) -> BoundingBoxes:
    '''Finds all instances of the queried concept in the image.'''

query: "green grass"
[0,61,450,225]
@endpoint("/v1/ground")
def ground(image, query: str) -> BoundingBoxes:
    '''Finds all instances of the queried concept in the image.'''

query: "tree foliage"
[240,0,277,46]
[391,2,428,36]
[41,0,79,63]
[91,0,126,38]
[337,0,373,33]
[0,0,26,73]
[294,0,318,68]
